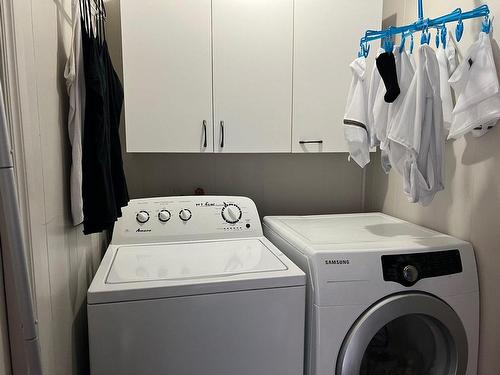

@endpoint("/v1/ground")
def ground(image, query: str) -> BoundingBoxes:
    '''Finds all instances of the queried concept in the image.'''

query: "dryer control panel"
[382,250,463,287]
[112,196,263,245]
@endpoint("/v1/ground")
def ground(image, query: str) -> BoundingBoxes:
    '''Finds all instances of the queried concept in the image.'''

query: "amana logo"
[325,259,350,265]
[136,228,152,233]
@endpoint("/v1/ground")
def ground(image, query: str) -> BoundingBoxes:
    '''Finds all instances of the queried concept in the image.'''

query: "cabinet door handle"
[202,120,208,148]
[299,140,323,144]
[220,121,225,148]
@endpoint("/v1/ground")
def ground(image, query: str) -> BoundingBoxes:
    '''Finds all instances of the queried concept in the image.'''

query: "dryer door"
[336,293,468,375]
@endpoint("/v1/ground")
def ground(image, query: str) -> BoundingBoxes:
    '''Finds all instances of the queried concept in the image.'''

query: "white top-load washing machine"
[263,213,479,375]
[88,196,306,375]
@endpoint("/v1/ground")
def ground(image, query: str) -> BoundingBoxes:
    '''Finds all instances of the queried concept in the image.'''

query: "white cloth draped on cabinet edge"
[343,30,500,206]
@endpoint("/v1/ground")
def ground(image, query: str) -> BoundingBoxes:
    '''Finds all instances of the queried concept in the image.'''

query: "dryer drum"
[336,292,468,375]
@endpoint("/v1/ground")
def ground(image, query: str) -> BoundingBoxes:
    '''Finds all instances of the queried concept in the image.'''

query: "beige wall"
[6,0,105,374]
[368,1,500,374]
[104,0,366,217]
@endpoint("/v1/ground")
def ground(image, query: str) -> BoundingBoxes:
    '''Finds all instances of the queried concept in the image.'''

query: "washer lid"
[88,238,305,304]
[107,239,287,284]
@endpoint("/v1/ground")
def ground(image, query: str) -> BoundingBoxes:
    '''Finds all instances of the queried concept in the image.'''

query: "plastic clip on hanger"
[399,32,407,53]
[420,20,431,45]
[410,32,415,54]
[435,27,440,48]
[456,12,464,41]
[358,40,370,58]
[482,15,491,34]
[441,26,448,49]
[383,30,394,53]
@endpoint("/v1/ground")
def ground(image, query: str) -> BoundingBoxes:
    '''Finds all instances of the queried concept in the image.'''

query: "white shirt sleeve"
[343,57,370,168]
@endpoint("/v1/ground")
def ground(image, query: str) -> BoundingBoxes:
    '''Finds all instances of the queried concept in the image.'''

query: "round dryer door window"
[336,293,468,375]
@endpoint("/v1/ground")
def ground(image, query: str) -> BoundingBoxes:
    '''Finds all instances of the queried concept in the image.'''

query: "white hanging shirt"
[343,57,370,168]
[64,3,86,225]
[388,45,444,206]
[448,32,500,139]
[387,50,416,175]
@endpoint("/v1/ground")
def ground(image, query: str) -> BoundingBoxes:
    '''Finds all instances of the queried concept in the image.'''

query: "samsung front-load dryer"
[88,196,306,375]
[263,213,479,375]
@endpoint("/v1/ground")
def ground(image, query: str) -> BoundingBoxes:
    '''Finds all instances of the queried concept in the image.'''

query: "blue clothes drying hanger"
[358,0,490,56]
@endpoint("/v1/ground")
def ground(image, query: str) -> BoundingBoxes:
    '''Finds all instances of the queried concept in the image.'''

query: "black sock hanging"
[376,52,401,103]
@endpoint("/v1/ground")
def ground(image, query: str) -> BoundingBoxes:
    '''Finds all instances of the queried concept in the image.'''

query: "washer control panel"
[112,196,262,245]
[382,250,463,287]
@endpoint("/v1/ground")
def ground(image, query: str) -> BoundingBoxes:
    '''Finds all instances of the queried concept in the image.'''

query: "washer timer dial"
[222,204,242,224]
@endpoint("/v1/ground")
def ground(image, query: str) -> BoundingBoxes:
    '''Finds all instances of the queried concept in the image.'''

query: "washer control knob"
[403,265,419,283]
[136,211,150,224]
[158,210,171,223]
[222,204,242,224]
[179,209,192,222]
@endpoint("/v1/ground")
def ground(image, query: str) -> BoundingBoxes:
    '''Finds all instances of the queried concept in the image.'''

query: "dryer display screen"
[382,250,463,287]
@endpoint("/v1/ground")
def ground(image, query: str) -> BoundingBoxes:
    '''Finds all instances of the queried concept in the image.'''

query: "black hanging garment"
[376,51,401,103]
[80,0,129,235]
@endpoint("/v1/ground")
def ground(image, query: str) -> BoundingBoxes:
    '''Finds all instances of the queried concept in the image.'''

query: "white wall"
[368,1,500,374]
[6,0,105,374]
[104,0,366,217]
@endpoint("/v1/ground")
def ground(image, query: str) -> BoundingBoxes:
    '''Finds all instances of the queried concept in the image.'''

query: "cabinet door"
[213,0,293,153]
[121,0,213,152]
[293,0,383,153]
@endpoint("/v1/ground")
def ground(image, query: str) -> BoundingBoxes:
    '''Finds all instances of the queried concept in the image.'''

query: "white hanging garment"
[388,45,444,206]
[343,57,370,168]
[448,32,500,139]
[372,47,401,173]
[436,47,454,130]
[446,34,458,75]
[387,50,416,174]
[64,2,86,225]
[367,48,385,148]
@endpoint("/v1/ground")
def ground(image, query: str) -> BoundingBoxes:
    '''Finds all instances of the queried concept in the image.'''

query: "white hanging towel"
[64,2,86,226]
[436,47,454,130]
[343,57,370,168]
[388,45,444,206]
[448,32,500,139]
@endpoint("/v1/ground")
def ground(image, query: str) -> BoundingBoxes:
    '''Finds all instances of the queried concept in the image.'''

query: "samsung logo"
[136,228,152,233]
[325,259,350,265]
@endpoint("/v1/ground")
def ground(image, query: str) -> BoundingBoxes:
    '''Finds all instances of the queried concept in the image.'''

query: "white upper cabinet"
[292,0,383,153]
[121,0,382,153]
[212,0,293,153]
[121,0,213,152]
